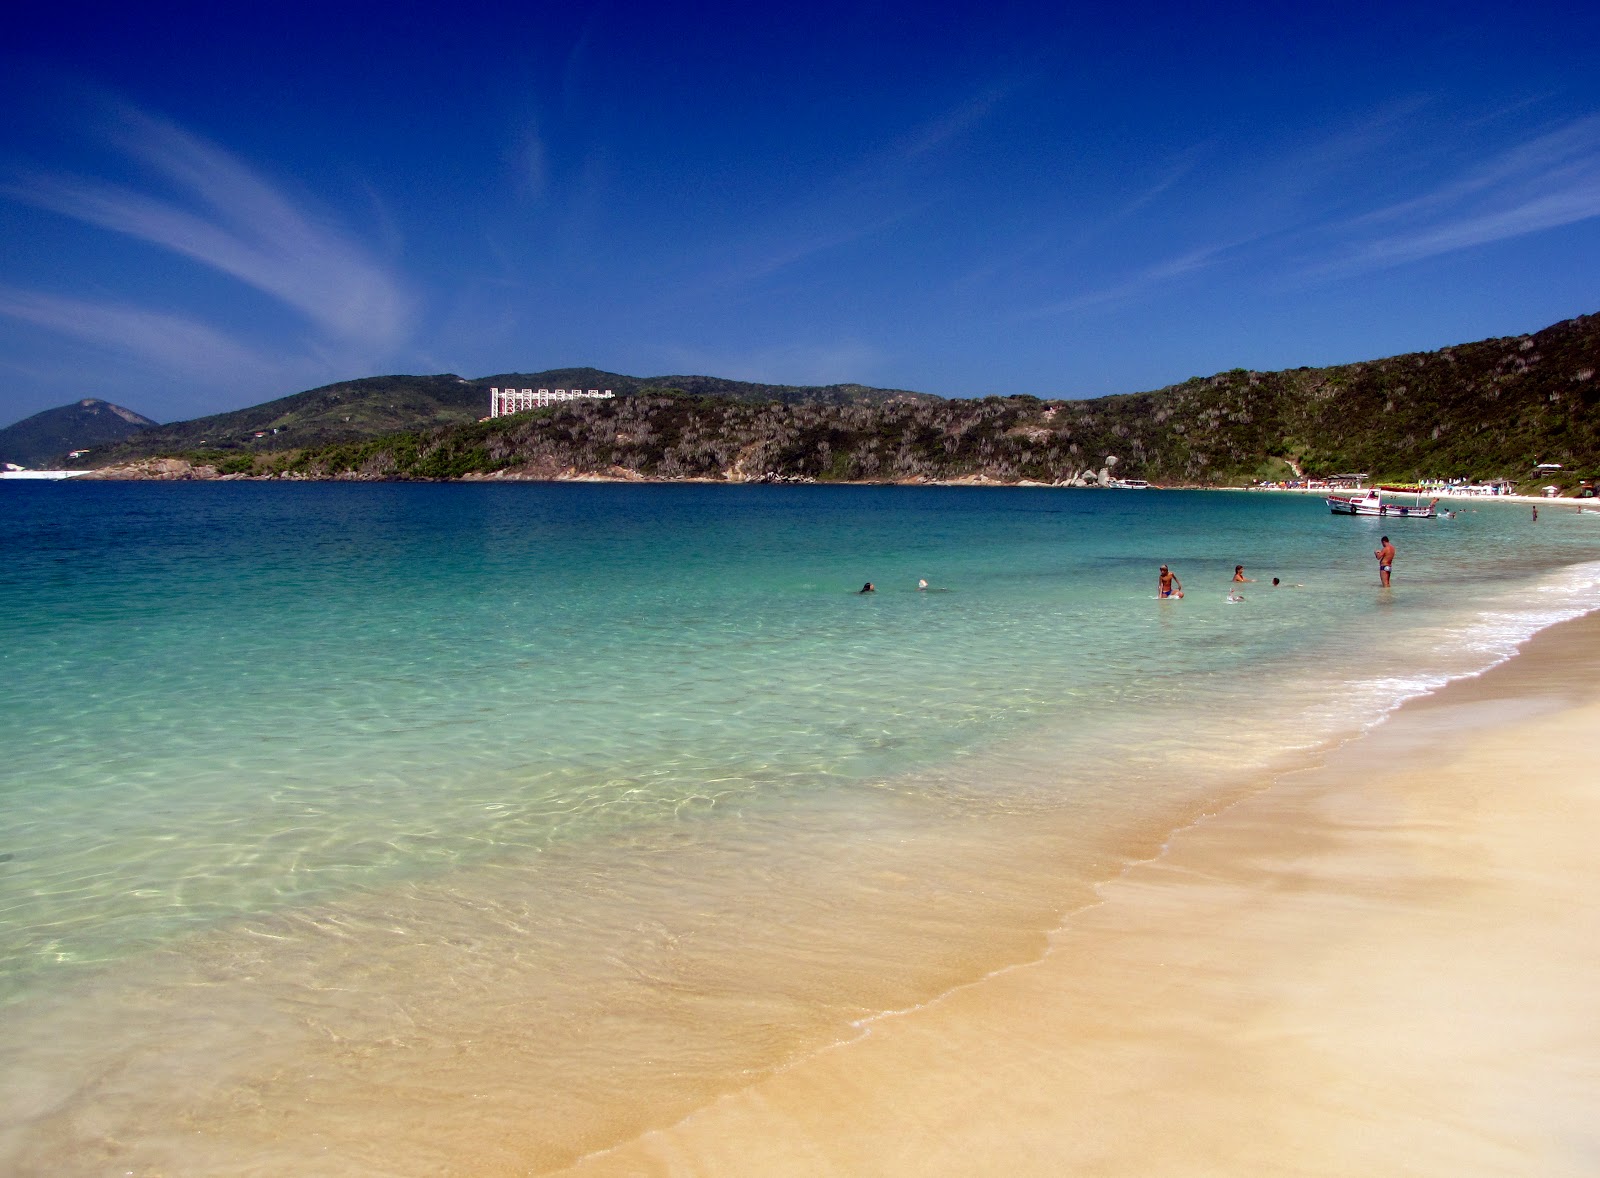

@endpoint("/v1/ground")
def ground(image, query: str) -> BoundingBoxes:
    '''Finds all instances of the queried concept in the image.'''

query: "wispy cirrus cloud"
[1321,114,1600,274]
[1015,106,1600,321]
[1,102,414,359]
[892,76,1022,164]
[0,285,272,379]
[1022,242,1237,318]
[681,77,1022,299]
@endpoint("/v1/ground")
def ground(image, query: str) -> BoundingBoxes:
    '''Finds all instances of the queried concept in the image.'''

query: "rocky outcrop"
[79,458,220,480]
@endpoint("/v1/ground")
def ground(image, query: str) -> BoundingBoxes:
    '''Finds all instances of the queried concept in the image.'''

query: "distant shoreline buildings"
[490,387,615,417]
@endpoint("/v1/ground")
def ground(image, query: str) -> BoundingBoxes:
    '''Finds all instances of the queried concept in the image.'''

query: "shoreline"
[557,609,1600,1177]
[41,464,1600,505]
[31,456,1593,501]
[1242,483,1592,507]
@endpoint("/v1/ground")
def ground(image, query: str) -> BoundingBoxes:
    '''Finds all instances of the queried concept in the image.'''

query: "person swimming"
[918,579,928,591]
[859,582,875,594]
[1233,565,1254,582]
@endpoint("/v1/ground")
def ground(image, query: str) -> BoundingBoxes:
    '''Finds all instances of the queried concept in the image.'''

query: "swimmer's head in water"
[1272,577,1280,586]
[918,579,928,589]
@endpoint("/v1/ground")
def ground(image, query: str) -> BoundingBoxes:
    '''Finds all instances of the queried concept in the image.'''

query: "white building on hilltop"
[490,387,615,417]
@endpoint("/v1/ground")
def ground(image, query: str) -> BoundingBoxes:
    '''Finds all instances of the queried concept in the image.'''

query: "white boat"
[0,469,90,480]
[1325,488,1437,518]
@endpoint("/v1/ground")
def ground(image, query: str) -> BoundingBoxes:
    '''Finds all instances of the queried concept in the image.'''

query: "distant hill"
[76,373,487,465]
[0,399,157,468]
[1099,310,1600,484]
[66,311,1600,487]
[76,370,937,465]
[123,312,1596,489]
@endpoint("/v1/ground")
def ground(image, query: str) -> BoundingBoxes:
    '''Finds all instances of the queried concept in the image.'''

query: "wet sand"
[560,612,1600,1177]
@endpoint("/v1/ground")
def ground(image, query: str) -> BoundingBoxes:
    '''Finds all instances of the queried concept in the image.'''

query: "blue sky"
[2,1,1599,425]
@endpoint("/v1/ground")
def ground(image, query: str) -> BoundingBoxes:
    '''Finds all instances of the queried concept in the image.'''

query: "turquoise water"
[4,481,1600,1173]
[5,482,1600,980]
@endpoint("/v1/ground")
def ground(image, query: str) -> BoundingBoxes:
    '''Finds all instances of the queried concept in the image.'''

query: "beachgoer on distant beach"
[1158,565,1183,599]
[1375,536,1395,588]
[1233,565,1254,582]
[859,582,875,594]
[1533,505,1539,522]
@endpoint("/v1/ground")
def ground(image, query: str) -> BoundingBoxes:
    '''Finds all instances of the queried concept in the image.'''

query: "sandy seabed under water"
[558,611,1600,1178]
[5,613,1600,1178]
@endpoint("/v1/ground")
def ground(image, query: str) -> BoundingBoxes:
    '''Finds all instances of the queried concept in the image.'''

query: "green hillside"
[76,370,938,466]
[261,313,1600,489]
[74,311,1600,488]
[76,374,488,464]
[1114,310,1600,483]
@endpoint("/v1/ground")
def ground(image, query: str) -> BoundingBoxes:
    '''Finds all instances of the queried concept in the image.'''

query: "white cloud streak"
[680,82,1016,299]
[0,285,271,379]
[3,105,413,351]
[1023,243,1235,318]
[1020,108,1600,319]
[1323,115,1600,273]
[893,79,1018,164]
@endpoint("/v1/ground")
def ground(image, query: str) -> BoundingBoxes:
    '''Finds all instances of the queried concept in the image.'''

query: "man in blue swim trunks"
[1375,536,1394,587]
[1157,564,1183,598]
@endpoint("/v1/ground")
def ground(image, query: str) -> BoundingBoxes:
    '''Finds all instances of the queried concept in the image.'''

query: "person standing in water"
[1375,536,1395,587]
[1158,565,1183,598]
[1233,565,1254,583]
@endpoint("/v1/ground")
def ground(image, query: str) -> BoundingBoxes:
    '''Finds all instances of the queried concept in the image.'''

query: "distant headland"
[9,312,1600,492]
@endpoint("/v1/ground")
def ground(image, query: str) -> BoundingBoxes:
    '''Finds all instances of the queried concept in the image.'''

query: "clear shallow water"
[4,482,1600,1173]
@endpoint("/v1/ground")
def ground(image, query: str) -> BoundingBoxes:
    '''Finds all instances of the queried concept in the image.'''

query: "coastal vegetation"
[68,370,935,468]
[63,312,1600,489]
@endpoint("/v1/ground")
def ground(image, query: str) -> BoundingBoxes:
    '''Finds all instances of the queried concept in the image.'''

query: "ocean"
[3,481,1599,1175]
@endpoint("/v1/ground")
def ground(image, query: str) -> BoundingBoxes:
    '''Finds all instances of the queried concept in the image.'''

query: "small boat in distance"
[1326,488,1438,518]
[0,467,89,481]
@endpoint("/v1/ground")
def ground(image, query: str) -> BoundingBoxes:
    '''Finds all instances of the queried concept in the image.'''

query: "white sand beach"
[558,612,1600,1177]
